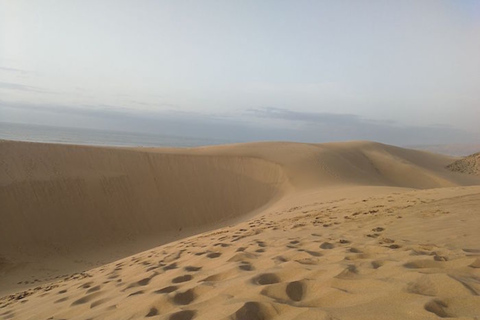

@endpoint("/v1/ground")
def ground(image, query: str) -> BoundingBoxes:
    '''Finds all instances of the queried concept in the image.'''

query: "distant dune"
[408,143,480,156]
[447,151,480,175]
[1,140,480,319]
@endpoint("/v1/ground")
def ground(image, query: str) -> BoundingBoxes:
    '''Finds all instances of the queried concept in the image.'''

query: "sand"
[1,140,480,319]
[447,152,480,175]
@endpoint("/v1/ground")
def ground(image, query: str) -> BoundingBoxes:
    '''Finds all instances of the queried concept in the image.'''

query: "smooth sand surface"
[1,140,480,319]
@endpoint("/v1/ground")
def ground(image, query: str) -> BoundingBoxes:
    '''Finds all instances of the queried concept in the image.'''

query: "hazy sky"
[1,0,479,145]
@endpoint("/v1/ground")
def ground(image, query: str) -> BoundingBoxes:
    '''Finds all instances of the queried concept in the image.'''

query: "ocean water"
[0,122,233,148]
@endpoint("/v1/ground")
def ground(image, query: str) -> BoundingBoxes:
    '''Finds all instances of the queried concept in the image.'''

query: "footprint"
[207,252,222,259]
[90,297,110,308]
[154,286,178,294]
[146,307,159,317]
[406,276,437,296]
[463,248,480,255]
[449,275,480,295]
[273,256,288,263]
[172,275,193,283]
[128,290,144,297]
[164,263,178,271]
[424,299,450,318]
[232,236,246,242]
[234,302,269,320]
[404,260,442,269]
[256,241,267,248]
[252,273,280,285]
[304,250,322,257]
[469,258,480,268]
[173,289,195,305]
[320,242,335,249]
[54,297,69,303]
[78,282,93,289]
[125,276,154,290]
[335,265,359,279]
[86,285,101,293]
[0,311,14,320]
[239,262,254,271]
[371,260,385,269]
[70,292,103,306]
[286,281,304,302]
[227,252,258,263]
[169,310,196,320]
[388,244,401,249]
[295,257,319,265]
[433,255,448,261]
[184,266,202,272]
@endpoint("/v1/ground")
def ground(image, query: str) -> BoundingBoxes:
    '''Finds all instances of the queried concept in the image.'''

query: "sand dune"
[1,140,480,319]
[447,152,480,175]
[0,140,285,254]
[0,140,286,294]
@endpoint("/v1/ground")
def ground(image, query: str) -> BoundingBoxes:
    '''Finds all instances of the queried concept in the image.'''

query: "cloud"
[0,67,32,74]
[0,81,48,93]
[246,107,360,125]
[1,102,478,146]
[244,107,478,145]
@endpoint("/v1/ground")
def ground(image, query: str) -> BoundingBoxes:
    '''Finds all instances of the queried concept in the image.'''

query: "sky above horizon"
[1,0,480,145]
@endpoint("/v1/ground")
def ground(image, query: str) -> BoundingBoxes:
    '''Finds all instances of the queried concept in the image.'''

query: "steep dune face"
[0,141,285,256]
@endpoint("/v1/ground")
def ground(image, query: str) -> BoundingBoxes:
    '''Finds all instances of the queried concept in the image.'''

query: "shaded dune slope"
[0,140,285,257]
[1,140,478,259]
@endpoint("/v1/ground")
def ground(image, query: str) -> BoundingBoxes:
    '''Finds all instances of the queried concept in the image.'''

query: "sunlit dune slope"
[188,140,478,189]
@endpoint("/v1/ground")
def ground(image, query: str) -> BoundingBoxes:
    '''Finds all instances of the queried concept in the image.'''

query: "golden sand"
[1,140,479,319]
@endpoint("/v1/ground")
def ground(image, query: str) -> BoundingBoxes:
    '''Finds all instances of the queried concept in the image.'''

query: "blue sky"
[1,0,479,144]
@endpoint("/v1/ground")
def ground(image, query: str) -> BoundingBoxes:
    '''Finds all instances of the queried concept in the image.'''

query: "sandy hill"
[447,151,480,175]
[410,143,480,156]
[1,140,480,320]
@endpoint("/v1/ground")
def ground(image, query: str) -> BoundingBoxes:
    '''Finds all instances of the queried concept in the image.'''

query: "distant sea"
[0,122,234,148]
